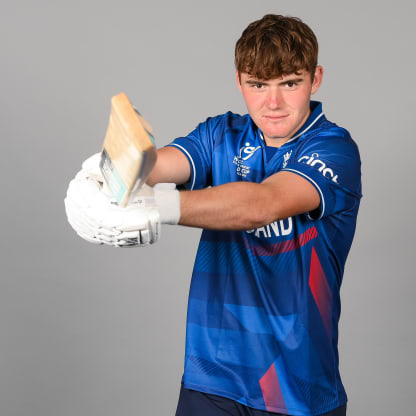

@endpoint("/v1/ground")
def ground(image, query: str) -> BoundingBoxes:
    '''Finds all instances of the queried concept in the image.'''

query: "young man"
[65,14,361,416]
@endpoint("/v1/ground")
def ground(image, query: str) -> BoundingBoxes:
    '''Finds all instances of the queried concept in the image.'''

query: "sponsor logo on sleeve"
[298,153,339,183]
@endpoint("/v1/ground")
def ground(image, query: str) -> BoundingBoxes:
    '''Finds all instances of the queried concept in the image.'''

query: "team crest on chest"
[233,142,261,177]
[282,150,293,168]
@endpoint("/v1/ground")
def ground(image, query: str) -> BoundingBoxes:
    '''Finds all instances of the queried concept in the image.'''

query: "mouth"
[264,114,289,121]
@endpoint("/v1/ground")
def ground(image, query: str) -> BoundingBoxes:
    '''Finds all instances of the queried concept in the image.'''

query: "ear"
[235,70,243,93]
[311,66,324,94]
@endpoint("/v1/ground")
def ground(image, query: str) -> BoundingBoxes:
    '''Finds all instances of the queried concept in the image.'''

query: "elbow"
[237,186,281,230]
[243,202,277,230]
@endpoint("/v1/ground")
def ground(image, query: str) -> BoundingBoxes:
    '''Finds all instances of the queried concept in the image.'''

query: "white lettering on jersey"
[298,153,339,183]
[233,142,261,177]
[246,217,293,239]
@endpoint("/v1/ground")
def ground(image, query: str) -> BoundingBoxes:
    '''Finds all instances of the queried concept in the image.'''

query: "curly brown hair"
[235,14,319,81]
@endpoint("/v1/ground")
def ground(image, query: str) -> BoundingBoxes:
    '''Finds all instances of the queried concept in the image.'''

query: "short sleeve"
[166,116,224,190]
[281,131,362,220]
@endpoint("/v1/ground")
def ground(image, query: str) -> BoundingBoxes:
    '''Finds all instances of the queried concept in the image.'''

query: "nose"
[266,87,282,110]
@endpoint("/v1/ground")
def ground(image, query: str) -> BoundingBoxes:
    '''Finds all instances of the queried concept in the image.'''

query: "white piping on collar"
[259,112,324,144]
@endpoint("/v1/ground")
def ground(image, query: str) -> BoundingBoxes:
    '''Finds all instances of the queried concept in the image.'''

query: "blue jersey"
[168,102,361,416]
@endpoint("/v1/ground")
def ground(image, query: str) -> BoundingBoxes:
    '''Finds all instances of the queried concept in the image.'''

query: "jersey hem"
[182,381,347,416]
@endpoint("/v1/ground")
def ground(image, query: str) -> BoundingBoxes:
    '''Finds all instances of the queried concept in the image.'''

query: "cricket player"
[65,14,361,416]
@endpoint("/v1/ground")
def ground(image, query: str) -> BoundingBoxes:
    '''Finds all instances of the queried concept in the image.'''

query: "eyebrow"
[245,80,264,85]
[279,77,304,84]
[245,77,305,85]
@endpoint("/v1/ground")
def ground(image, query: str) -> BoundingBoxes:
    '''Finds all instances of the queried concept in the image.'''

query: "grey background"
[1,0,414,415]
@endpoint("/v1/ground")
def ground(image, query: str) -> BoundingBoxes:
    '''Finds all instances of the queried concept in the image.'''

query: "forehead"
[241,70,309,81]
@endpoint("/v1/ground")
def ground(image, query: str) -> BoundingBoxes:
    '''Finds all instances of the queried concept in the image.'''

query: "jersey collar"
[258,101,324,146]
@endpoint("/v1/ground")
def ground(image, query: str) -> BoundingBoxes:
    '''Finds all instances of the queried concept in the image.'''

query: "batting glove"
[64,154,180,247]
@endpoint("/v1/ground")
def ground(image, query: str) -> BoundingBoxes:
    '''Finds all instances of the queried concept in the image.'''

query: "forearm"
[179,182,277,230]
[177,171,320,230]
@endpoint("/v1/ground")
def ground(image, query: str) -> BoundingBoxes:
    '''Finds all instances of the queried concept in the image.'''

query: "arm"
[179,171,320,230]
[147,146,191,186]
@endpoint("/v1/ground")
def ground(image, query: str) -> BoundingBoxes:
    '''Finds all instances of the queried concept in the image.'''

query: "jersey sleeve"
[281,131,362,220]
[166,116,223,190]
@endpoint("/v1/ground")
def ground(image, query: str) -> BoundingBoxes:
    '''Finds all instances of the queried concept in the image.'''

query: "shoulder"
[300,117,360,161]
[289,118,361,193]
[194,112,253,143]
[201,111,251,131]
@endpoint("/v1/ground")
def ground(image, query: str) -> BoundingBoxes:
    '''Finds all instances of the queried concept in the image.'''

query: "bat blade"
[100,92,157,207]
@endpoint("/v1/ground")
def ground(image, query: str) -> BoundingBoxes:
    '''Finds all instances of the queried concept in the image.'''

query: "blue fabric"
[265,146,279,161]
[168,102,361,416]
[175,385,347,416]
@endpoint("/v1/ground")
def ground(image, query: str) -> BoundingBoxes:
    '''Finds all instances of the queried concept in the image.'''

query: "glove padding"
[64,155,161,247]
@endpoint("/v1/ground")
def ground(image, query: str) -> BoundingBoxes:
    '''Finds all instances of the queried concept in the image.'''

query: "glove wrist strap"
[154,188,181,225]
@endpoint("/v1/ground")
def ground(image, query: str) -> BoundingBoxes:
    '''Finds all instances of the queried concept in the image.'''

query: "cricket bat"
[99,92,157,207]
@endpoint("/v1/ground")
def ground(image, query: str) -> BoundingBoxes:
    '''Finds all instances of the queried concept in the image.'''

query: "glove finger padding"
[76,230,103,245]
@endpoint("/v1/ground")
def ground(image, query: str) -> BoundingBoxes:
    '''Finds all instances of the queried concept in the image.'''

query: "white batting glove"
[65,175,161,247]
[64,154,181,247]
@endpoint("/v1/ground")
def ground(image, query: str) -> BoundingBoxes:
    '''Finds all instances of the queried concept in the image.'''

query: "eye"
[254,82,264,89]
[285,81,298,88]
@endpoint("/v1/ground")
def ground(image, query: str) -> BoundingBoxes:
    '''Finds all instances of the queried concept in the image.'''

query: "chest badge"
[282,150,292,168]
[233,142,261,177]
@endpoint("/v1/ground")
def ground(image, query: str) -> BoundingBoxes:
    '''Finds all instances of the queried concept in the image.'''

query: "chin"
[265,130,289,140]
[261,124,290,138]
